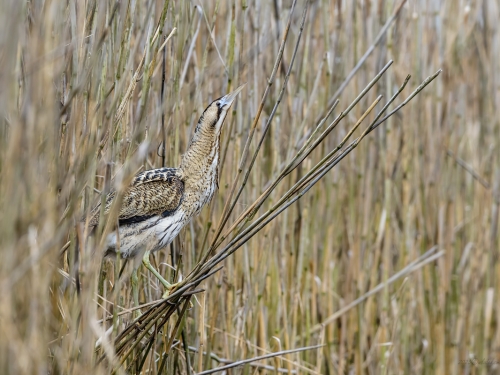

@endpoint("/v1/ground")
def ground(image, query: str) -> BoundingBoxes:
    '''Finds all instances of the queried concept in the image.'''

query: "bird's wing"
[87,168,184,227]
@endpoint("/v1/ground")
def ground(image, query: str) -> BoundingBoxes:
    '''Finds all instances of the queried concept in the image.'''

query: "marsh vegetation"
[0,0,497,374]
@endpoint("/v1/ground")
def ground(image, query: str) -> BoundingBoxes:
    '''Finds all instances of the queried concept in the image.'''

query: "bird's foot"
[162,283,194,310]
[161,282,180,299]
[161,290,170,299]
[133,308,143,320]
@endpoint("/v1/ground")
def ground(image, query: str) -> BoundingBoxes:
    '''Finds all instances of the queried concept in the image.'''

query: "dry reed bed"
[0,0,498,374]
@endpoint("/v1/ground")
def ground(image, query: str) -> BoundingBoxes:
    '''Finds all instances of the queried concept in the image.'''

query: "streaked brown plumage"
[88,168,184,228]
[84,84,245,298]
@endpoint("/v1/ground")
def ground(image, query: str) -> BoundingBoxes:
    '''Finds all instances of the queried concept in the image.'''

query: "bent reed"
[0,1,497,374]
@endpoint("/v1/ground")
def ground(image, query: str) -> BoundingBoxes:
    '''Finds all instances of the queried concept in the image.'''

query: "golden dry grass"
[0,0,498,374]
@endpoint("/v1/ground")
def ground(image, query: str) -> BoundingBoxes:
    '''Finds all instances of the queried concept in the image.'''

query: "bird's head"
[195,83,246,135]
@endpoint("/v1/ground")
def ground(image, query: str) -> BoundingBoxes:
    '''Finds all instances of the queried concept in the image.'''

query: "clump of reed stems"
[96,2,441,371]
[3,0,494,374]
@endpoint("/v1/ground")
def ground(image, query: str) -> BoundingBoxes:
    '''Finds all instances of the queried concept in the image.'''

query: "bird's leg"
[131,268,142,319]
[142,251,179,298]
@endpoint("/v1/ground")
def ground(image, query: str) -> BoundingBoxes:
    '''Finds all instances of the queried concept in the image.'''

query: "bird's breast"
[182,155,219,216]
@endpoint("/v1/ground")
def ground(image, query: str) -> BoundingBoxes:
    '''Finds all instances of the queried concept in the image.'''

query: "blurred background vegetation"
[0,0,498,373]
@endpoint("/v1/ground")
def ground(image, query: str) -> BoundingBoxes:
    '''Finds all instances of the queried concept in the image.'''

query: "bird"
[84,84,245,305]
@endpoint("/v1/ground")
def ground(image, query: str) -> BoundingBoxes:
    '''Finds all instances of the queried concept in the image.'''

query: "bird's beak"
[219,83,246,107]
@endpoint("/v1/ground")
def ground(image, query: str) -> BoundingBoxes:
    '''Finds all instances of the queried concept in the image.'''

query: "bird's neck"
[179,129,221,186]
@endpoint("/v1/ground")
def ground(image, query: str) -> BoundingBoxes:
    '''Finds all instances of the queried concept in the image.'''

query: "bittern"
[85,84,245,305]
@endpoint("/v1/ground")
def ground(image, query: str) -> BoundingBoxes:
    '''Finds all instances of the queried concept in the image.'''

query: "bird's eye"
[215,101,224,117]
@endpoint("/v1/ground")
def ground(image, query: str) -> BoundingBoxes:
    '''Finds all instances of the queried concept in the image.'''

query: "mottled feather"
[87,168,184,227]
[83,85,244,261]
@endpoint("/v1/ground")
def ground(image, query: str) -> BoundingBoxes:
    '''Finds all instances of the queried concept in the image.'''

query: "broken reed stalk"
[108,66,441,370]
[194,344,324,375]
[187,345,299,374]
